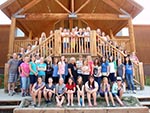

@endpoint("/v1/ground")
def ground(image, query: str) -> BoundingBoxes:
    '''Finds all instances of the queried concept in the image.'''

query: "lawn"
[0,74,4,89]
[145,76,150,86]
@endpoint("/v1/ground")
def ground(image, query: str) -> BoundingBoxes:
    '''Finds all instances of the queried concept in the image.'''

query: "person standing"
[20,56,30,97]
[7,53,19,96]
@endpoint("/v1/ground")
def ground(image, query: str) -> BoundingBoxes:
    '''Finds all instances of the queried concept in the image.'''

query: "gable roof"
[0,0,143,37]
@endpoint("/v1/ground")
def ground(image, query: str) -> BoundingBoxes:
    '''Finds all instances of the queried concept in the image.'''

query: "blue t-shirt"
[52,64,58,77]
[37,63,46,76]
[125,64,133,75]
[101,61,109,73]
[29,61,37,75]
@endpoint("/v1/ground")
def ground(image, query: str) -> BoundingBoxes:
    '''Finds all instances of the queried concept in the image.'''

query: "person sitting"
[85,76,98,107]
[100,77,115,107]
[66,77,76,106]
[76,76,85,106]
[55,78,66,107]
[43,77,55,104]
[31,76,45,107]
[112,77,124,106]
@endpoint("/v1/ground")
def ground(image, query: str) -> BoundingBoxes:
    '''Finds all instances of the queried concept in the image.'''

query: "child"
[43,77,55,103]
[29,55,38,95]
[52,58,59,84]
[100,77,115,107]
[112,77,124,106]
[76,76,85,106]
[20,56,30,97]
[32,76,45,107]
[124,56,136,93]
[85,76,98,106]
[55,78,66,107]
[66,77,76,106]
[81,60,90,84]
[37,57,46,82]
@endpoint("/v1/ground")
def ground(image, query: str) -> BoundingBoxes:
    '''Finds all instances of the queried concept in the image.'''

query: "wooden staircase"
[11,30,145,90]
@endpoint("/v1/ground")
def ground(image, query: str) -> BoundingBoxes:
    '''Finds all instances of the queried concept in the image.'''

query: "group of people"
[7,50,139,107]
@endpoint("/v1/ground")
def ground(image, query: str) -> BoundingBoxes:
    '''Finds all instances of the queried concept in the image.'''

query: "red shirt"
[66,83,76,90]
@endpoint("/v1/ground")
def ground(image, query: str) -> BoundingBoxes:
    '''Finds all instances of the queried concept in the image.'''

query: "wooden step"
[0,105,19,109]
[140,101,150,106]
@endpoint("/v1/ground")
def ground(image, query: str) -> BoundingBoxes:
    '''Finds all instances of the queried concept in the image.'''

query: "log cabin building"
[0,0,147,89]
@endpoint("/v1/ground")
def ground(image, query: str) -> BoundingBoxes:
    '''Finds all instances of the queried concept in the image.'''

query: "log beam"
[55,0,71,13]
[0,0,16,10]
[8,17,16,57]
[102,0,123,14]
[128,18,136,52]
[75,0,91,13]
[19,0,43,14]
[21,13,128,20]
[71,0,75,12]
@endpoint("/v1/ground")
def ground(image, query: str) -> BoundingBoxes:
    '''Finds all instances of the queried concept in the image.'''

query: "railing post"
[54,30,61,56]
[138,62,145,90]
[90,30,97,56]
[4,63,8,92]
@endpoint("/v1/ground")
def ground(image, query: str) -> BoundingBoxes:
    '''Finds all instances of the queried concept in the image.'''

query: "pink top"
[20,63,30,77]
[58,61,65,75]
[88,61,93,75]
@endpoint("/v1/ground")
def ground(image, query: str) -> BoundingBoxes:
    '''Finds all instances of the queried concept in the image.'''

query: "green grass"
[145,76,150,86]
[0,74,4,89]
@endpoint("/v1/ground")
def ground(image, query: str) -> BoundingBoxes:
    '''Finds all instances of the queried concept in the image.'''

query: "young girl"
[81,60,90,84]
[93,58,101,91]
[124,56,136,93]
[43,77,55,103]
[52,58,59,84]
[70,28,76,53]
[108,56,117,83]
[85,76,98,107]
[100,56,109,78]
[58,56,66,81]
[55,78,66,107]
[45,56,53,84]
[29,55,38,95]
[87,55,94,75]
[111,77,124,106]
[66,77,76,106]
[100,77,115,107]
[20,56,30,97]
[37,57,46,82]
[32,76,45,107]
[76,76,85,106]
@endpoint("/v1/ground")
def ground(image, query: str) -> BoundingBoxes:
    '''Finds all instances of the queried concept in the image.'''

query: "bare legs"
[87,92,97,106]
[56,96,65,107]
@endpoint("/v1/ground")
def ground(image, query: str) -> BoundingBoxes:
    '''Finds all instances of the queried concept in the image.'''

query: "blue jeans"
[21,76,30,90]
[94,76,102,91]
[125,74,135,91]
[59,74,66,82]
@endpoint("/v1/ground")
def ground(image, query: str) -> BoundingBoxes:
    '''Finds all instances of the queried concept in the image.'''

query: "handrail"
[24,34,54,57]
[96,34,126,58]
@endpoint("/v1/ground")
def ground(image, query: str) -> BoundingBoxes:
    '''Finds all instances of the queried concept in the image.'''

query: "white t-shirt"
[85,81,98,90]
[109,62,116,73]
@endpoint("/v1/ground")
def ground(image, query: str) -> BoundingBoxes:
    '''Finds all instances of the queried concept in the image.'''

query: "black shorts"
[29,75,37,84]
[108,73,116,82]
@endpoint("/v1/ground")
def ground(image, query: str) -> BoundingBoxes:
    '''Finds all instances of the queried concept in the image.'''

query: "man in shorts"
[7,53,19,96]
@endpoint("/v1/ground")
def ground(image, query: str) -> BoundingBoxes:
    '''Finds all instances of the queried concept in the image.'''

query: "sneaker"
[67,103,70,106]
[37,103,40,107]
[22,93,25,97]
[78,103,81,106]
[12,91,16,96]
[107,104,110,107]
[82,103,85,107]
[71,103,74,106]
[133,90,136,94]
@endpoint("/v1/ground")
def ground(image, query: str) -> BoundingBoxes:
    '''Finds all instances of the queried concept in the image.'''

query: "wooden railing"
[61,36,90,55]
[96,34,126,60]
[96,34,145,90]
[14,40,36,53]
[25,35,54,57]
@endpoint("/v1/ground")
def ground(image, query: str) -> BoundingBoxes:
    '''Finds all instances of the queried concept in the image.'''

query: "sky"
[0,0,150,25]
